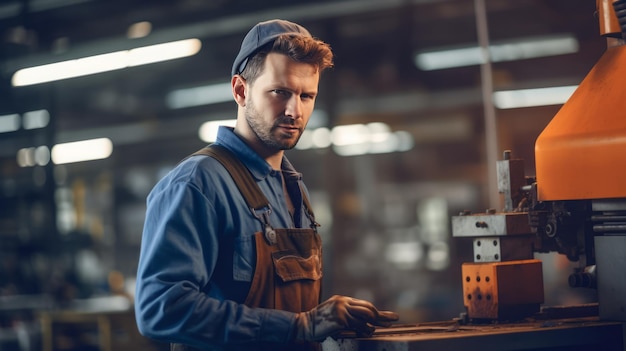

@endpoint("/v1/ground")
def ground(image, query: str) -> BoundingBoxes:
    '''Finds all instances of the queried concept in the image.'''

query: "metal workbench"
[323,317,626,351]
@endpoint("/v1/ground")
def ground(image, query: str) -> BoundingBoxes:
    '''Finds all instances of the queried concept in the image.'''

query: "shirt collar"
[214,126,300,180]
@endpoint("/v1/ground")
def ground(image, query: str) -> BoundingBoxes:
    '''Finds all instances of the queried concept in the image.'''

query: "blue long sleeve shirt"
[135,126,316,350]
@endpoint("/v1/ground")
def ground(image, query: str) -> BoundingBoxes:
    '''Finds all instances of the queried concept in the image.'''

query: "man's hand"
[294,295,399,342]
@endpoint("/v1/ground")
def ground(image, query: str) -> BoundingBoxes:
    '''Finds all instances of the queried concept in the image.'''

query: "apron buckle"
[264,225,277,245]
[252,206,277,245]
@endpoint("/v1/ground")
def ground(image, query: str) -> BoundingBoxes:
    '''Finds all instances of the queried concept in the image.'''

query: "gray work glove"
[293,295,399,342]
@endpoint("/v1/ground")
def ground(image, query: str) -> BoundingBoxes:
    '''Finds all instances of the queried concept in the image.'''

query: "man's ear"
[232,75,247,107]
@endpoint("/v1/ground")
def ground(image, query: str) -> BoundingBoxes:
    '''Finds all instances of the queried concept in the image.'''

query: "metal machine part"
[534,0,626,202]
[453,148,626,322]
[472,237,501,263]
[462,259,544,320]
[451,151,543,321]
[596,235,626,321]
[452,211,537,262]
[497,150,526,212]
[327,2,626,349]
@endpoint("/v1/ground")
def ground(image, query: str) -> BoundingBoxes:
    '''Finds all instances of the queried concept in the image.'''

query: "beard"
[244,97,304,151]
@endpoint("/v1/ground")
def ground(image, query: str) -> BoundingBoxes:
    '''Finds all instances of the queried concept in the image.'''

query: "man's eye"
[272,89,289,96]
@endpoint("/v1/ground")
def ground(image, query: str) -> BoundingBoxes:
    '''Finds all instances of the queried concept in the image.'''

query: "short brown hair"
[240,34,334,83]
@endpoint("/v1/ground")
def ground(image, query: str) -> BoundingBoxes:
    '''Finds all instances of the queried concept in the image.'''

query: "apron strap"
[190,144,317,223]
[298,182,319,231]
[193,144,269,211]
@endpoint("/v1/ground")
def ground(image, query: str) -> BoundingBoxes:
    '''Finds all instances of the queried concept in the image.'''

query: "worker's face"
[243,53,319,151]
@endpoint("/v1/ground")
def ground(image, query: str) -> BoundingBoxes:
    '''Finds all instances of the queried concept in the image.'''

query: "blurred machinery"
[452,150,545,321]
[453,0,626,324]
[328,0,626,350]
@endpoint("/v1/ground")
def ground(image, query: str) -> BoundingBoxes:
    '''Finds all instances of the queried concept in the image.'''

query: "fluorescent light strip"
[416,34,579,71]
[12,38,202,87]
[23,109,50,129]
[1,109,50,133]
[197,120,413,156]
[329,123,414,156]
[16,145,51,167]
[128,40,200,66]
[0,113,20,133]
[167,82,232,109]
[493,85,578,109]
[51,138,113,164]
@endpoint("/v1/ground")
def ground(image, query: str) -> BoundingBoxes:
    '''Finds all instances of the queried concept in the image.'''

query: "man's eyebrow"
[270,85,317,95]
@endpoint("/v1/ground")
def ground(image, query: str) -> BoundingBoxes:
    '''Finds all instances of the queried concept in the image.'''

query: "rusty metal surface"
[462,260,544,320]
[451,212,532,237]
[472,236,536,262]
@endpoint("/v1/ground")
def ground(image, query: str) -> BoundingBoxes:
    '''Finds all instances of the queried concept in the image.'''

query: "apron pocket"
[272,250,322,282]
[233,234,255,282]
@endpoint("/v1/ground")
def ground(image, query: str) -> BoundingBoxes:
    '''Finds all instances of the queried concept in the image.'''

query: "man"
[135,19,398,351]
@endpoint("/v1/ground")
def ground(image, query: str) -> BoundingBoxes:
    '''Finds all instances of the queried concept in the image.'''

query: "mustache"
[275,117,303,129]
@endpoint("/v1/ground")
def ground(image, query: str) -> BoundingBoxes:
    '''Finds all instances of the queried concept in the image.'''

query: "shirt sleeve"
[134,173,297,348]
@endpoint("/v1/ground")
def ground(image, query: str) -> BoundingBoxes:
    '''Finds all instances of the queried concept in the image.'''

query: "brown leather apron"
[171,145,322,351]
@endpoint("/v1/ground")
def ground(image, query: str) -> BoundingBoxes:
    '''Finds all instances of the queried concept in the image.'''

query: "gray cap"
[231,19,311,76]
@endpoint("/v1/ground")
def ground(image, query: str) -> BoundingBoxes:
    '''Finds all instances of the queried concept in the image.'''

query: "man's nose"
[285,96,302,119]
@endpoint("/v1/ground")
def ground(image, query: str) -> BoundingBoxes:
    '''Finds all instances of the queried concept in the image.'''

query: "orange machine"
[326,2,626,350]
[453,0,626,323]
[535,33,626,199]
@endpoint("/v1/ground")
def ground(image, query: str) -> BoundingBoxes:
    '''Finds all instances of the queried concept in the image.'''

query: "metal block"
[595,235,626,322]
[473,236,536,263]
[452,212,532,237]
[497,155,526,212]
[592,198,626,212]
[473,237,501,262]
[462,259,544,320]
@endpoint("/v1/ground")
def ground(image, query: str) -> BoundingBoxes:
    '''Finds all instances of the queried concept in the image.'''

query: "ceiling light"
[16,145,50,167]
[12,38,201,87]
[196,119,414,156]
[17,147,36,167]
[127,21,152,39]
[416,34,578,71]
[329,122,414,156]
[493,85,578,109]
[51,138,113,164]
[23,109,50,129]
[167,82,232,109]
[128,39,200,66]
[331,124,371,146]
[0,114,20,133]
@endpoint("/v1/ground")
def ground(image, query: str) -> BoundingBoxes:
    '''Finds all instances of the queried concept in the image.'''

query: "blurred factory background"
[0,0,605,350]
